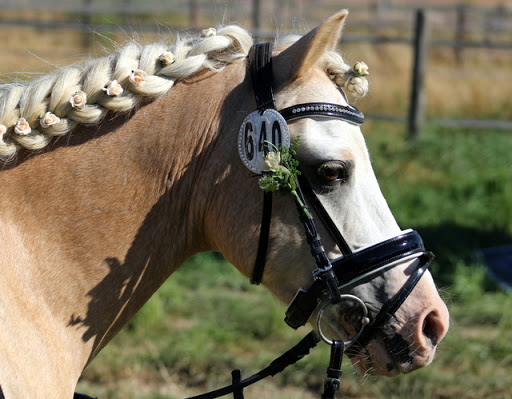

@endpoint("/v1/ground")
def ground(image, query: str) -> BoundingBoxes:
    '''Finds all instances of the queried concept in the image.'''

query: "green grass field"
[75,123,512,399]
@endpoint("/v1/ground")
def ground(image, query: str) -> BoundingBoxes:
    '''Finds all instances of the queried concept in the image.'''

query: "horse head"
[214,10,449,377]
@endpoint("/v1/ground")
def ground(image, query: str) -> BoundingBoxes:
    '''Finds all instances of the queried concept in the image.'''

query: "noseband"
[186,43,435,399]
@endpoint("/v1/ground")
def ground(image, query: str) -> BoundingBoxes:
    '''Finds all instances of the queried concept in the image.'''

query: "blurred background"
[1,1,511,398]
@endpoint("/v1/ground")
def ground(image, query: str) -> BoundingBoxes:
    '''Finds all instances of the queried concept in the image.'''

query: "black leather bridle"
[181,44,436,399]
[247,43,434,351]
[184,43,436,399]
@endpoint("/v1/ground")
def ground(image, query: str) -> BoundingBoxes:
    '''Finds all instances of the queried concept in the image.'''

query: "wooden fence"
[1,0,511,137]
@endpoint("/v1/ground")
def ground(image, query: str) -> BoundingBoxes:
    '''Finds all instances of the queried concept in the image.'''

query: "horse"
[0,10,449,398]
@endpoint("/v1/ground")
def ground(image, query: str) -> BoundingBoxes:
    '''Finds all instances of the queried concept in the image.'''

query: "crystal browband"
[279,102,364,125]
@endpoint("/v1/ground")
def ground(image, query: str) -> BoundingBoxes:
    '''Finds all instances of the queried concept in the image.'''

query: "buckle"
[312,264,333,280]
[323,377,341,391]
[312,264,342,304]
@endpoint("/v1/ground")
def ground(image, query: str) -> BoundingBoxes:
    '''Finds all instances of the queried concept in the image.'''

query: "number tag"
[238,109,290,173]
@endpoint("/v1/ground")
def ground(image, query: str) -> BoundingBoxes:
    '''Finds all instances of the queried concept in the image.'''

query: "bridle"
[247,42,434,348]
[180,43,436,399]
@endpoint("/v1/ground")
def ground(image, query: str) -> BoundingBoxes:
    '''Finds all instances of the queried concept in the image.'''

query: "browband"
[279,102,364,126]
[248,43,365,127]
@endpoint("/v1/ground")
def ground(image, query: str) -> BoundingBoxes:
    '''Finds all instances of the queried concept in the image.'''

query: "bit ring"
[316,294,370,346]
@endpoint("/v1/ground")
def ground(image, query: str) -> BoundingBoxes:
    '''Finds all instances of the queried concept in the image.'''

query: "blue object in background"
[481,245,512,291]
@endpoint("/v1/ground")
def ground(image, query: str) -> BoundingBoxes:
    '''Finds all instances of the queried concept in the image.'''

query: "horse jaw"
[347,293,449,377]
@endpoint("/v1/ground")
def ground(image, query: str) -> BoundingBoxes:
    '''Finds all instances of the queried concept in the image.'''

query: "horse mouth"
[318,300,439,376]
[346,332,434,376]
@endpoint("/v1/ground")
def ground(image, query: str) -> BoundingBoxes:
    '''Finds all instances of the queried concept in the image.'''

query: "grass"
[74,124,512,399]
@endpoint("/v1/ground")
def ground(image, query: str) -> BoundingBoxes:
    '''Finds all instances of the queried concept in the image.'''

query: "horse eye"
[317,161,351,185]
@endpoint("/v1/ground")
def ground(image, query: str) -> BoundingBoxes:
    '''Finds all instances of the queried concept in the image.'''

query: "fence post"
[454,3,467,63]
[408,9,428,140]
[189,0,199,28]
[253,0,261,41]
[81,0,92,50]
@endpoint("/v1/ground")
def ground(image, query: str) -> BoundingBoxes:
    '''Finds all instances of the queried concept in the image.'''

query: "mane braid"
[0,25,253,161]
[0,26,369,163]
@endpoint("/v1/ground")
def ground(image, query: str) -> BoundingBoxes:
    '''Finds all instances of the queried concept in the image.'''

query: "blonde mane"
[0,26,368,161]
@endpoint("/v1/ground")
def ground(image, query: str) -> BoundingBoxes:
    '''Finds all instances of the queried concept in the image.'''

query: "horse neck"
[80,62,251,357]
[0,62,250,367]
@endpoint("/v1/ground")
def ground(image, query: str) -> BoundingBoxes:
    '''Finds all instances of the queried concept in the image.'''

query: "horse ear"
[272,10,348,89]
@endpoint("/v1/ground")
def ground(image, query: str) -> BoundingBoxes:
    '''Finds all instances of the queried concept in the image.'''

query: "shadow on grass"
[417,222,512,287]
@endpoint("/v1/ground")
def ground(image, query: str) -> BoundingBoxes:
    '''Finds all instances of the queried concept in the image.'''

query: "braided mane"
[0,26,368,162]
[0,26,253,160]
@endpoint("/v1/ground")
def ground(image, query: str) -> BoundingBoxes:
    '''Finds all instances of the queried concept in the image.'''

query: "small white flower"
[69,90,87,109]
[264,152,281,169]
[158,51,176,65]
[353,61,369,77]
[129,69,147,87]
[14,118,31,136]
[39,112,61,128]
[202,27,216,37]
[102,80,124,96]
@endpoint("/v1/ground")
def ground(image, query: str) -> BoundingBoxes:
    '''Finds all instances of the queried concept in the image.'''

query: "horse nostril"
[421,310,447,348]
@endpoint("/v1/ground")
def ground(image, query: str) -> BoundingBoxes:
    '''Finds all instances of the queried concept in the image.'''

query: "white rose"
[129,69,147,87]
[159,51,176,65]
[202,27,216,37]
[102,80,124,96]
[0,124,6,140]
[70,90,87,109]
[264,152,281,169]
[353,61,369,77]
[14,118,31,136]
[40,112,61,128]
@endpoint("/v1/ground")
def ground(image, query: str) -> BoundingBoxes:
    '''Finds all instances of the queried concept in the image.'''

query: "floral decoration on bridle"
[258,139,312,220]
